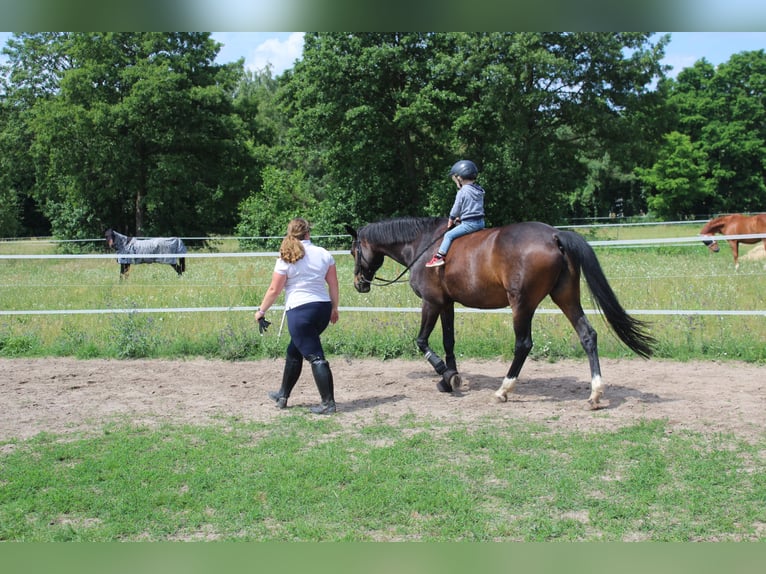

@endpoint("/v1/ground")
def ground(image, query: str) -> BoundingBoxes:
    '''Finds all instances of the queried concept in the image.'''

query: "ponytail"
[279,217,310,263]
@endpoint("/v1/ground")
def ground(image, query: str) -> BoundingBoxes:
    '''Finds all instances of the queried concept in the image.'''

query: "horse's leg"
[494,307,534,403]
[416,301,455,393]
[729,240,740,270]
[549,291,604,409]
[120,263,129,279]
[440,303,461,389]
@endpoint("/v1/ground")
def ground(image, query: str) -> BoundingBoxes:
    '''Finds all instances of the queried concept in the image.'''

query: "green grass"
[1,225,765,362]
[3,228,766,544]
[1,417,764,541]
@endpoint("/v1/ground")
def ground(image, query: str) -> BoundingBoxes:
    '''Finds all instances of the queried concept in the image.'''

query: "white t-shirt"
[274,240,335,310]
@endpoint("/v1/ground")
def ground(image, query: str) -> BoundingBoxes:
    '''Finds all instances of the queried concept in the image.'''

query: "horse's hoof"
[586,399,602,411]
[436,380,453,393]
[445,370,461,390]
[494,393,508,403]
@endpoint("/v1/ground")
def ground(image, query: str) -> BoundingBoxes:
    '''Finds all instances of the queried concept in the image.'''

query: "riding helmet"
[449,159,478,180]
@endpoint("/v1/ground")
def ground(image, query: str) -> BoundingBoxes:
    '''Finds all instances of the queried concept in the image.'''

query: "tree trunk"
[135,161,147,235]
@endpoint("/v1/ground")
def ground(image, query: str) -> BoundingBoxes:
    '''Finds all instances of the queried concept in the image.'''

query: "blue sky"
[2,32,765,77]
[212,32,766,77]
[659,31,766,76]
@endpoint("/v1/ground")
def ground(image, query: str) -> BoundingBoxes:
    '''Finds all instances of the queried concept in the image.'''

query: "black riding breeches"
[285,301,332,361]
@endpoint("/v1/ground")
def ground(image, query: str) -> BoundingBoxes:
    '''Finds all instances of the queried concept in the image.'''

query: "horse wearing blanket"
[105,228,186,278]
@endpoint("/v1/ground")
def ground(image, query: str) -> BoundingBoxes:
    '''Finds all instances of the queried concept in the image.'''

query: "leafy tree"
[0,103,24,237]
[2,32,251,239]
[231,65,286,211]
[278,32,667,229]
[636,131,716,218]
[0,33,66,236]
[278,33,458,231]
[448,32,669,223]
[648,50,766,217]
[235,165,317,249]
[703,51,766,212]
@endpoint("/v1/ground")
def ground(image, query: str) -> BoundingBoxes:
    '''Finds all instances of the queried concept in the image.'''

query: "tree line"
[1,32,764,242]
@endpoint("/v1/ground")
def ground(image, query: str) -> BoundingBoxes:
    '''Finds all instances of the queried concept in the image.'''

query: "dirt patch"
[2,357,765,443]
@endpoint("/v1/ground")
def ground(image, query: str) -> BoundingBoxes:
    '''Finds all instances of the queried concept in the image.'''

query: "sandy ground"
[2,356,765,444]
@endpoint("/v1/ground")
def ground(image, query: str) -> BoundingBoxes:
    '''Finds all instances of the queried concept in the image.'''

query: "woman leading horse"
[347,217,654,409]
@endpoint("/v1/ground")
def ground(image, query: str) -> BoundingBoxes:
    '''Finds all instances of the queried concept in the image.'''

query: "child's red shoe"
[425,253,445,268]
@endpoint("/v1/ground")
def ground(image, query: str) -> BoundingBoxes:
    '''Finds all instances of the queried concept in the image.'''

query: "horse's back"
[127,236,186,264]
[702,213,766,233]
[749,214,766,232]
[454,221,561,258]
[441,222,565,308]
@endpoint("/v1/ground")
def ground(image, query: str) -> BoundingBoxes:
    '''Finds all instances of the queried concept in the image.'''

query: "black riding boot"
[268,354,302,409]
[309,357,335,414]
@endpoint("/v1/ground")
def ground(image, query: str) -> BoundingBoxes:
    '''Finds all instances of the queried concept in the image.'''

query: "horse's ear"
[345,224,357,240]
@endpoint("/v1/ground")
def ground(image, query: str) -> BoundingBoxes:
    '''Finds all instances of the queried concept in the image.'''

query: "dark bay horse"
[700,213,766,269]
[105,229,187,278]
[347,217,654,408]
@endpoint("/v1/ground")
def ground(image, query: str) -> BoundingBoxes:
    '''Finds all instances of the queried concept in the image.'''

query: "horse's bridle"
[351,238,394,287]
[351,228,446,287]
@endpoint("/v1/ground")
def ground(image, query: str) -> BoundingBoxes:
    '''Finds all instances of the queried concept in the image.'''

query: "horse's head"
[346,224,383,293]
[105,229,115,249]
[700,216,731,253]
[701,235,720,252]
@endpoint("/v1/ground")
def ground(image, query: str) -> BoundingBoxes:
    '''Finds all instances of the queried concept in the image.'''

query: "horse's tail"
[556,230,655,359]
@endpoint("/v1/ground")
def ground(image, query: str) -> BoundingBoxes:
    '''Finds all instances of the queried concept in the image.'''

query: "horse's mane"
[358,217,442,245]
[700,215,734,234]
[106,228,129,239]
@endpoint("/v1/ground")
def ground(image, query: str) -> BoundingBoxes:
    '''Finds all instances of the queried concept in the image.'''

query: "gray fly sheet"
[105,228,187,277]
[116,235,186,265]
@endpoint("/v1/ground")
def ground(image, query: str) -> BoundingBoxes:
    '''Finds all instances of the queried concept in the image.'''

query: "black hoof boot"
[268,390,288,409]
[309,400,336,415]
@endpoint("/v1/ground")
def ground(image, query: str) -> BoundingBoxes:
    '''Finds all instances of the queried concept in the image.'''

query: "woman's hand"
[255,311,271,334]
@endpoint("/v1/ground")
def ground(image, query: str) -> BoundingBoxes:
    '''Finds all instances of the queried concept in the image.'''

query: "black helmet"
[449,159,478,179]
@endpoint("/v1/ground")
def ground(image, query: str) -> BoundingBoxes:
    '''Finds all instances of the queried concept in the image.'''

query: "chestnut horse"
[700,214,766,269]
[347,217,654,408]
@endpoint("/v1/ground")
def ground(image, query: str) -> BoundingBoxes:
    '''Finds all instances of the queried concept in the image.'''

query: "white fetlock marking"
[495,376,518,401]
[588,375,604,404]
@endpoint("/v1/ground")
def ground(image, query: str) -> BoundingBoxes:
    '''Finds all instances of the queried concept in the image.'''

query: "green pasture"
[2,225,766,542]
[1,224,764,362]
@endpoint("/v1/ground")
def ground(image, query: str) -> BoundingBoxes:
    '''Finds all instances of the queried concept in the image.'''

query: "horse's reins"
[355,228,446,287]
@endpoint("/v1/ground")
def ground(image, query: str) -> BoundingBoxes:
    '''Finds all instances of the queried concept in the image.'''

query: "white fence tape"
[1,233,765,259]
[0,250,354,260]
[2,234,765,317]
[1,306,765,317]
